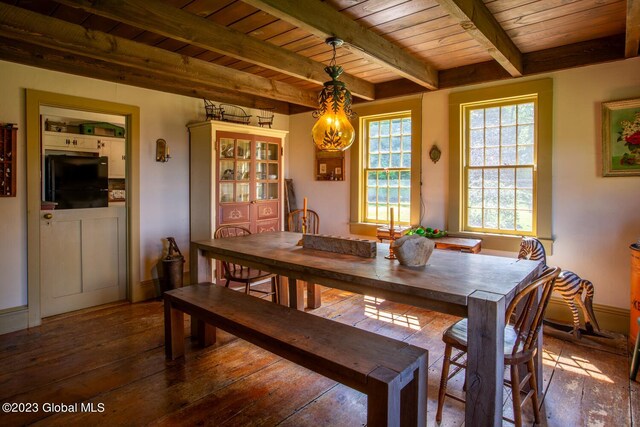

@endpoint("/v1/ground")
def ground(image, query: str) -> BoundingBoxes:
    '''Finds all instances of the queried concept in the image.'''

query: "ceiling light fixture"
[312,37,355,152]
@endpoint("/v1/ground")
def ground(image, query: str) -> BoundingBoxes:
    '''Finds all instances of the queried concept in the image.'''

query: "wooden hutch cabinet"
[188,121,288,243]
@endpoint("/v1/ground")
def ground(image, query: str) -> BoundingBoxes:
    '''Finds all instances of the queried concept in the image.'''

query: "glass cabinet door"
[218,138,252,203]
[255,141,279,200]
[215,131,281,234]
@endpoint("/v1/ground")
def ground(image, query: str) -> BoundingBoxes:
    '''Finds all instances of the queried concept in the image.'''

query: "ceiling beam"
[626,0,640,57]
[0,38,291,114]
[243,0,438,90]
[55,0,374,100]
[375,35,625,99]
[0,2,318,108]
[434,0,523,77]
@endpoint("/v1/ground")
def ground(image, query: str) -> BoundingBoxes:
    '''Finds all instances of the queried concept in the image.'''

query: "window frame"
[448,79,553,252]
[463,97,538,236]
[350,96,422,236]
[362,111,413,225]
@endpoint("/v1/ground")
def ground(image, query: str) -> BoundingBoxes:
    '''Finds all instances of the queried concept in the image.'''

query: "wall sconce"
[156,138,170,162]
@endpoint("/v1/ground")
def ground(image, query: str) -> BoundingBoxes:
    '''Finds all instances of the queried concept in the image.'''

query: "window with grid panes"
[364,113,412,224]
[465,99,537,235]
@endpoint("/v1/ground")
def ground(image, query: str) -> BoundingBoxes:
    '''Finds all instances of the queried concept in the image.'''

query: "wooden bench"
[164,283,428,426]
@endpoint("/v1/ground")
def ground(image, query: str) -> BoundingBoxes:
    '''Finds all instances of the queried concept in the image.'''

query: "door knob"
[43,213,53,219]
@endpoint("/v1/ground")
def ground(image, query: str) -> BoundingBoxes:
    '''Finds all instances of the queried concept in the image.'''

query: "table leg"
[190,243,212,285]
[306,282,322,309]
[278,277,290,306]
[283,277,304,310]
[467,291,505,427]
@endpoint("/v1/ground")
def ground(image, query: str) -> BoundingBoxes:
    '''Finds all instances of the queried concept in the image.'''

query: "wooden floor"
[1,285,638,426]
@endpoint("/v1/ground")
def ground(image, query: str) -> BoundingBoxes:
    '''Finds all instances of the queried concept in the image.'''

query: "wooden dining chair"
[213,225,278,303]
[436,266,560,427]
[287,209,320,234]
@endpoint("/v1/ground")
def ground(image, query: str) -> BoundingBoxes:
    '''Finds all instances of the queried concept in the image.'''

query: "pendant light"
[312,37,355,152]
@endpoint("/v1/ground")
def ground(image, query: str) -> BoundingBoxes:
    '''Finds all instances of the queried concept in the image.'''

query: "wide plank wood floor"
[0,285,637,426]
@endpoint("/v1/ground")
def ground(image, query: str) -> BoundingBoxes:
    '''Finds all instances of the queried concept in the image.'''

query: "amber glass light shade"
[312,106,355,152]
[312,63,355,152]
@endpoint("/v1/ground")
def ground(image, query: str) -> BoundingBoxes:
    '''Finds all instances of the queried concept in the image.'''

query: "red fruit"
[433,229,439,233]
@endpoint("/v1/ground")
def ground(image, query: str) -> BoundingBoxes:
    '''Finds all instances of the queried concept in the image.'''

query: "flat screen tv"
[45,154,109,209]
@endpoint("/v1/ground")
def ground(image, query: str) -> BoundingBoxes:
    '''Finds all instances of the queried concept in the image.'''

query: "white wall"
[288,115,351,235]
[0,60,289,311]
[289,57,640,310]
[1,57,637,312]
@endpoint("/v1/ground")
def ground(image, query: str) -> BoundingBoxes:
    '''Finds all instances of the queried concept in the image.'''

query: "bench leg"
[164,301,185,360]
[306,282,322,309]
[193,316,216,347]
[367,359,427,427]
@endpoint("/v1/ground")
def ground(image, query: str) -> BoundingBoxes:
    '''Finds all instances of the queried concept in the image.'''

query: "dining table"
[190,231,543,427]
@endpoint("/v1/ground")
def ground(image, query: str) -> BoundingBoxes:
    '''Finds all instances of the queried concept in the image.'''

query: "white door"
[40,207,126,317]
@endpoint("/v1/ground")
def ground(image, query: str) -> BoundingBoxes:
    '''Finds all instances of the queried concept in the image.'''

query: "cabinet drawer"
[43,134,73,149]
[257,201,278,220]
[75,137,101,151]
[256,219,279,233]
[219,204,250,224]
[43,133,100,153]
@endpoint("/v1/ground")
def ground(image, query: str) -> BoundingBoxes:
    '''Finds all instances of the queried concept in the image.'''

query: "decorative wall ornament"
[429,144,441,164]
[602,98,640,176]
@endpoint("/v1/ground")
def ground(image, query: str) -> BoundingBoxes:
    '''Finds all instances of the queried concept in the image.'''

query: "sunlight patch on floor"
[542,349,613,383]
[363,295,421,330]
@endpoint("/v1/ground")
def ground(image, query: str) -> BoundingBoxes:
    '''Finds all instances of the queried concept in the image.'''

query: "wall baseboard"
[0,306,29,336]
[137,272,192,301]
[4,285,626,337]
[545,296,630,335]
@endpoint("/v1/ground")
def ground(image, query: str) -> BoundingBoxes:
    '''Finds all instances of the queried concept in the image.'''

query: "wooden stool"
[631,317,640,381]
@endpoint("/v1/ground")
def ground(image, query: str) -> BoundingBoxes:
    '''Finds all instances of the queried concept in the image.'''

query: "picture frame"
[602,98,640,177]
[319,163,327,174]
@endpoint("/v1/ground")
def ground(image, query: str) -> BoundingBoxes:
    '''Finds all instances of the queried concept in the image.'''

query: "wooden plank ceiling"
[0,0,634,114]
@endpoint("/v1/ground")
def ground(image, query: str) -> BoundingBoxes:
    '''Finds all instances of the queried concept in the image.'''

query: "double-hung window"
[364,113,412,224]
[350,97,422,236]
[465,100,536,235]
[449,79,552,251]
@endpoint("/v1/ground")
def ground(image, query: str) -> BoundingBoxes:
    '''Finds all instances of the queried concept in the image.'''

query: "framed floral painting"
[602,98,640,176]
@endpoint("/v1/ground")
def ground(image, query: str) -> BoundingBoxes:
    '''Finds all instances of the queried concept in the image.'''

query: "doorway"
[26,90,141,326]
[40,107,127,316]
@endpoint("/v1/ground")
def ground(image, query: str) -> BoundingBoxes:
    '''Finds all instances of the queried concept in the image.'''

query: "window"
[364,113,412,224]
[349,97,422,236]
[465,100,536,235]
[449,79,552,251]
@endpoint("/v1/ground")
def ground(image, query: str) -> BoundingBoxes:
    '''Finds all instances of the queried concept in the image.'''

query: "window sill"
[349,222,412,237]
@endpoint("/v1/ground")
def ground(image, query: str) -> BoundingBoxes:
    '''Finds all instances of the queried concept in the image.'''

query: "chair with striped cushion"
[436,266,560,426]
